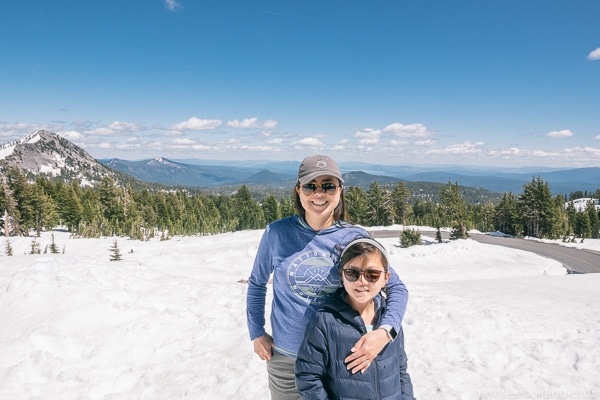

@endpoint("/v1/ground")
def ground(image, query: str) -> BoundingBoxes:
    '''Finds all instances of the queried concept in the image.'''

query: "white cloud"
[58,131,83,140]
[227,118,278,129]
[291,137,324,148]
[546,129,574,139]
[594,135,600,140]
[415,139,436,146]
[0,122,62,137]
[562,146,600,157]
[383,123,432,138]
[170,117,222,131]
[172,138,196,145]
[358,138,379,146]
[164,0,181,11]
[426,141,484,155]
[86,121,144,136]
[488,147,523,157]
[587,47,600,60]
[354,128,381,139]
[268,138,284,145]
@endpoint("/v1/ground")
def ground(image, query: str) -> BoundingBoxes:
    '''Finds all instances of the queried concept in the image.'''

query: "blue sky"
[1,0,599,168]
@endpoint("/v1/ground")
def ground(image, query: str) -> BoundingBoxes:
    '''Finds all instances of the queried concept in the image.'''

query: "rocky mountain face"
[0,130,115,186]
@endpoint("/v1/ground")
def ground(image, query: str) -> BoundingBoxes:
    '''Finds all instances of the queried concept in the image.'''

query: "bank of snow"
[1,229,598,399]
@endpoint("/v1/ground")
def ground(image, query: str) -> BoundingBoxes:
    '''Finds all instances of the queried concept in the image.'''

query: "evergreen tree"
[399,229,422,248]
[279,197,296,219]
[345,186,369,225]
[435,226,443,243]
[412,200,439,227]
[262,194,281,225]
[391,182,411,225]
[519,176,556,238]
[56,182,84,232]
[232,185,265,230]
[449,222,469,240]
[109,239,122,261]
[439,182,467,228]
[49,233,60,254]
[4,239,13,256]
[574,210,592,239]
[1,169,27,236]
[586,200,600,239]
[29,238,41,254]
[29,183,58,236]
[366,182,393,226]
[494,193,522,236]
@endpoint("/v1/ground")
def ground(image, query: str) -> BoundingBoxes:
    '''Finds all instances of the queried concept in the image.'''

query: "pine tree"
[345,186,369,225]
[391,182,412,225]
[439,182,467,229]
[262,194,281,225]
[519,176,556,238]
[232,185,265,230]
[49,233,60,254]
[279,197,296,219]
[109,239,122,261]
[29,238,41,254]
[399,229,422,248]
[435,227,443,243]
[1,173,23,236]
[4,240,13,256]
[366,182,393,226]
[586,200,600,239]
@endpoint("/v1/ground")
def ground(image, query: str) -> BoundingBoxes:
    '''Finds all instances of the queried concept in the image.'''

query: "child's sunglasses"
[300,182,339,195]
[342,268,384,283]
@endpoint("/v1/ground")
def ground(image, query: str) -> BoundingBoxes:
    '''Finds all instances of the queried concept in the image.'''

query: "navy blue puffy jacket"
[295,290,415,399]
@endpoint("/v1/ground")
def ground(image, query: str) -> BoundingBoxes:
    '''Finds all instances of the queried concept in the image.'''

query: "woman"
[295,237,415,399]
[246,155,408,399]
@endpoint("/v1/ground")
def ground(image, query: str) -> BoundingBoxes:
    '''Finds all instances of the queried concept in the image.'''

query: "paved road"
[370,230,600,274]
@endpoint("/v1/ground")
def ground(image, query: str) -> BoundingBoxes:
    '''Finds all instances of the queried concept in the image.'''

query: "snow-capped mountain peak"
[0,130,114,186]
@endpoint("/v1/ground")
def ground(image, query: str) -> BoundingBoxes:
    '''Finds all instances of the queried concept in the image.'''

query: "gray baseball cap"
[297,155,344,184]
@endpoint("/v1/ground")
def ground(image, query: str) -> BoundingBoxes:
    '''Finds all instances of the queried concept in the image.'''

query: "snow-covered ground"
[1,227,599,399]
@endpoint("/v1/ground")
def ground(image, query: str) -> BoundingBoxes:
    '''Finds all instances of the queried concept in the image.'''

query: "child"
[295,237,415,400]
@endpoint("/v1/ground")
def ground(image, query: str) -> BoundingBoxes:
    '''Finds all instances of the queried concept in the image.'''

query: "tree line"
[1,167,599,240]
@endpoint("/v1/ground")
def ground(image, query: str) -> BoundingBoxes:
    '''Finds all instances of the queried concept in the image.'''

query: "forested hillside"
[2,167,599,241]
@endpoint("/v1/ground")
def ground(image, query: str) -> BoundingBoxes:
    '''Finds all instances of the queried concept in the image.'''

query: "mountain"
[2,131,598,199]
[101,157,236,187]
[0,130,115,186]
[100,158,297,188]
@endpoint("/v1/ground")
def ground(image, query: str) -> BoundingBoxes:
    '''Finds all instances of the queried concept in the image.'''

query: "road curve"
[370,230,600,274]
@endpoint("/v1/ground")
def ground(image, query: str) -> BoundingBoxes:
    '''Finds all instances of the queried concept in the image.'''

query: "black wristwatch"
[380,325,397,342]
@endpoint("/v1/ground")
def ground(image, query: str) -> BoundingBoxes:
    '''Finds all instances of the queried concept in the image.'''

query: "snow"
[0,144,16,160]
[0,131,41,160]
[1,228,599,400]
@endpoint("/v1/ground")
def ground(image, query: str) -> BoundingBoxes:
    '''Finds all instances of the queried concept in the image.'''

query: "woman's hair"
[339,237,389,272]
[293,180,346,222]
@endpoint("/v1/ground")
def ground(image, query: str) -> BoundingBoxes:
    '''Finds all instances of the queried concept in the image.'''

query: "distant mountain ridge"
[1,131,599,198]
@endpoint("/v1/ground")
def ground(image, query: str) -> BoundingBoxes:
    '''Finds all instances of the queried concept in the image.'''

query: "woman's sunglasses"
[342,268,384,283]
[300,182,339,195]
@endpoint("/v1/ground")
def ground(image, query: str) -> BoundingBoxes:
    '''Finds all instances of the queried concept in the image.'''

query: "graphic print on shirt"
[288,250,340,304]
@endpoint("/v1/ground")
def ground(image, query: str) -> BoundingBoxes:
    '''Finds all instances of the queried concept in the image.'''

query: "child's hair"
[339,237,390,272]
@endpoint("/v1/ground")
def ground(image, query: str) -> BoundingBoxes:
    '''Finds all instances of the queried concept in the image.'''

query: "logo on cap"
[316,160,327,168]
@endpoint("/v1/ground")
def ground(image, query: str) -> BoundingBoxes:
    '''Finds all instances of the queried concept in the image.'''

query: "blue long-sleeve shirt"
[246,215,408,358]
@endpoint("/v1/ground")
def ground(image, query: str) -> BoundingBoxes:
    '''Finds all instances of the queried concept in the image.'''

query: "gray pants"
[267,351,301,400]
